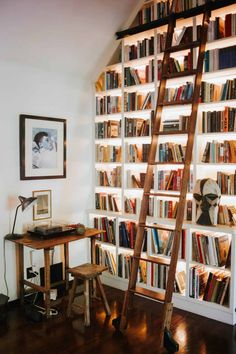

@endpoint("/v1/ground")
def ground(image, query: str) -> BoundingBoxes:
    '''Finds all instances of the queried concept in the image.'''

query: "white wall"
[0,0,141,301]
[0,60,93,299]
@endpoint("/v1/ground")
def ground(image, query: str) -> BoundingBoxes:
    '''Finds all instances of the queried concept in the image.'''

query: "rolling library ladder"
[112,1,211,352]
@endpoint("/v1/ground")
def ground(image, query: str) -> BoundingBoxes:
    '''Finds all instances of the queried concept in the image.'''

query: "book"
[214,234,230,267]
[175,270,186,294]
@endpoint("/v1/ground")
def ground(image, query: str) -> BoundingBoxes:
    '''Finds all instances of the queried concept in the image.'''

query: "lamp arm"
[11,204,22,235]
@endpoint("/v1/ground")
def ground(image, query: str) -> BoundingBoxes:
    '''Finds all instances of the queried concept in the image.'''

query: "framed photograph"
[20,114,66,180]
[33,190,52,220]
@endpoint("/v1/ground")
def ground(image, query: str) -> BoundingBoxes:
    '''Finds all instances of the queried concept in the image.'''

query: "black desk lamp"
[5,196,37,240]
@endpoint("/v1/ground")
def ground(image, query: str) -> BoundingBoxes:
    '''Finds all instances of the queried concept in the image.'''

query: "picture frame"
[20,114,66,180]
[33,190,52,220]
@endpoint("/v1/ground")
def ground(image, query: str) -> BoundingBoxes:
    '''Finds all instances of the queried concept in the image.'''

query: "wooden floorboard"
[0,286,235,354]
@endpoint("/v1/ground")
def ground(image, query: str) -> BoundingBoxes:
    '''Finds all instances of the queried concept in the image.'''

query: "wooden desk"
[10,228,101,317]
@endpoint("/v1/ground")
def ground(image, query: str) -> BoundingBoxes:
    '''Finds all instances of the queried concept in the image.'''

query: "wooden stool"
[67,263,111,326]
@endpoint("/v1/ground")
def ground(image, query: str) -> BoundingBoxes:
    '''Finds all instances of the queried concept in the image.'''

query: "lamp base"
[5,233,23,241]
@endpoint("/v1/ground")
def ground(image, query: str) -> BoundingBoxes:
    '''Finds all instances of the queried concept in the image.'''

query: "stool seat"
[68,263,108,279]
[67,262,110,326]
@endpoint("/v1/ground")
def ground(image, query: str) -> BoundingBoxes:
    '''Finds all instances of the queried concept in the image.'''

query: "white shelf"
[95,162,122,167]
[124,55,155,68]
[95,137,121,145]
[95,88,122,97]
[124,82,155,93]
[95,112,122,120]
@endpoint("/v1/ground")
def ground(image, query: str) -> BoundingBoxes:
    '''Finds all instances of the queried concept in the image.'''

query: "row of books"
[158,142,186,163]
[151,228,186,259]
[106,70,121,90]
[216,171,236,195]
[200,79,236,103]
[95,244,116,275]
[151,263,186,294]
[119,221,147,251]
[167,54,193,74]
[201,140,236,163]
[118,253,147,283]
[207,13,236,41]
[127,61,154,85]
[204,45,236,72]
[124,196,154,216]
[157,169,193,192]
[172,0,209,13]
[138,1,211,26]
[164,82,193,102]
[125,60,162,86]
[96,95,121,116]
[95,145,121,163]
[95,192,121,212]
[126,143,150,163]
[97,80,236,112]
[162,115,189,132]
[192,231,231,267]
[124,91,155,112]
[138,0,170,25]
[158,199,192,220]
[124,36,154,61]
[96,167,122,188]
[95,120,121,139]
[201,107,236,133]
[110,44,235,92]
[189,266,230,306]
[93,217,116,244]
[125,117,151,137]
[127,171,154,189]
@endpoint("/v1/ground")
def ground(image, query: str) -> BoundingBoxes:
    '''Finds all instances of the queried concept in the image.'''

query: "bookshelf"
[90,0,236,325]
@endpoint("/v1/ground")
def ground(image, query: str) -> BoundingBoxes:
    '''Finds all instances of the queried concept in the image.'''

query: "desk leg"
[64,243,69,293]
[17,244,24,305]
[44,249,51,317]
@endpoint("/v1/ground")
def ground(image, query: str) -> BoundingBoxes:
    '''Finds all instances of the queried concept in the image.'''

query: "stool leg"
[95,275,111,316]
[67,277,77,317]
[84,279,90,326]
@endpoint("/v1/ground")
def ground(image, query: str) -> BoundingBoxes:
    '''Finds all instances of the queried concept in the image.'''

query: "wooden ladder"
[113,1,211,352]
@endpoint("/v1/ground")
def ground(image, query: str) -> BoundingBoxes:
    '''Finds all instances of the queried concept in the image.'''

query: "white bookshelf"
[90,1,236,325]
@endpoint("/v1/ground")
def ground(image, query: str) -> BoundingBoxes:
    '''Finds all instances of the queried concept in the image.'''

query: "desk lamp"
[5,196,37,240]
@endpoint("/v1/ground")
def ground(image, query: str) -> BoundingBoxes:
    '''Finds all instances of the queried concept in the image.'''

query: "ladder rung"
[165,41,200,53]
[144,192,180,197]
[130,286,165,302]
[162,69,198,79]
[162,99,192,106]
[155,130,188,136]
[139,223,174,232]
[133,254,171,266]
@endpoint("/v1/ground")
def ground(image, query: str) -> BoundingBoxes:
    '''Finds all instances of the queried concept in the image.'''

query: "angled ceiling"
[0,0,140,79]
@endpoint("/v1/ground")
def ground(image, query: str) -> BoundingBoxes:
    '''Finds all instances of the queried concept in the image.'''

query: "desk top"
[10,228,102,250]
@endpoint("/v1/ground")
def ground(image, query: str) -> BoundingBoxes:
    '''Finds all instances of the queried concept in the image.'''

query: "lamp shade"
[5,195,37,240]
[18,196,37,211]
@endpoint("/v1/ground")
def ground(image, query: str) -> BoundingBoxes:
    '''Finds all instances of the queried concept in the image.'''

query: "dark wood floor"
[0,286,235,354]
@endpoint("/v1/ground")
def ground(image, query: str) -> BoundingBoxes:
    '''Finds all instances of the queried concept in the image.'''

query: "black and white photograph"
[20,115,66,180]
